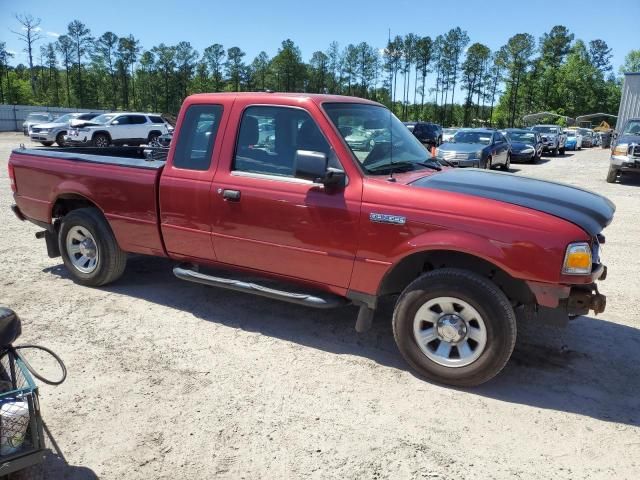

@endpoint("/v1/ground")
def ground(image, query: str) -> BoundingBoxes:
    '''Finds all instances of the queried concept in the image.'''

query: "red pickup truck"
[8,93,615,386]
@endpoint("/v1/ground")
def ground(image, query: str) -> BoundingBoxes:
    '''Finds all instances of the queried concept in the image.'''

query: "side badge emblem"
[369,213,406,225]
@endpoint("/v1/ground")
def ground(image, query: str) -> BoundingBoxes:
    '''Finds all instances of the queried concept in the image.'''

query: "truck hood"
[410,169,615,236]
[31,121,67,129]
[69,119,103,128]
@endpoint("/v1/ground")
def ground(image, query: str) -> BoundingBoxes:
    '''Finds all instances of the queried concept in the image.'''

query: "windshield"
[323,103,434,175]
[622,120,640,135]
[452,131,492,145]
[90,113,117,124]
[444,128,457,134]
[507,131,536,143]
[53,113,75,123]
[566,130,576,137]
[27,113,49,121]
[578,128,592,136]
[532,126,559,134]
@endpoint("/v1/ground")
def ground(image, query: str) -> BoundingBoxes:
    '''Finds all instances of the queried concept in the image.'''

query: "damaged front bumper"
[522,268,607,326]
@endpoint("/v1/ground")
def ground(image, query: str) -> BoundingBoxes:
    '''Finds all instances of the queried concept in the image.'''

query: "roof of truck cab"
[186,92,383,106]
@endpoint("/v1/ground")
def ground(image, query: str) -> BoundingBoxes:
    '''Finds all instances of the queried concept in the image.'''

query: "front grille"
[441,151,471,161]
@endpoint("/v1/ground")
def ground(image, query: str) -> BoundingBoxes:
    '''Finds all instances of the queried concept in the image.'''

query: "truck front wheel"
[606,166,619,183]
[58,208,127,286]
[392,268,516,387]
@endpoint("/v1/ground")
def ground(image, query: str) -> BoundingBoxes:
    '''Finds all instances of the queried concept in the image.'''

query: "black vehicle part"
[412,168,616,236]
[0,307,22,347]
[173,263,351,309]
[35,230,60,258]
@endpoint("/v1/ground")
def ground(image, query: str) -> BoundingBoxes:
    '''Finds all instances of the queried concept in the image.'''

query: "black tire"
[606,166,619,183]
[552,147,559,156]
[40,141,54,147]
[93,133,110,148]
[147,132,160,144]
[532,152,541,163]
[392,268,517,387]
[58,208,127,287]
[56,132,66,147]
[559,147,565,155]
[485,156,492,169]
[500,154,511,171]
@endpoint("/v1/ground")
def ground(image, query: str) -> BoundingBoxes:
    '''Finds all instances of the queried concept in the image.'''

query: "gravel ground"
[1,132,639,480]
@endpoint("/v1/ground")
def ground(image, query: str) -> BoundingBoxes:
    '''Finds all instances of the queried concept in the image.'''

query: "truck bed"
[10,147,167,257]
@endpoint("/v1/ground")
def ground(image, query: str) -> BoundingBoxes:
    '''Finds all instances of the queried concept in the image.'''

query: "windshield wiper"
[368,160,442,174]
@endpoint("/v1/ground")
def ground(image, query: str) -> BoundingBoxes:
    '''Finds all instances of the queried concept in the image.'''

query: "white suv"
[65,112,170,147]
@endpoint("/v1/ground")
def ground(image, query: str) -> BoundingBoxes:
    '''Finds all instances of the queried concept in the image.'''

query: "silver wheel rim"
[65,226,99,274]
[413,296,488,368]
[95,136,108,147]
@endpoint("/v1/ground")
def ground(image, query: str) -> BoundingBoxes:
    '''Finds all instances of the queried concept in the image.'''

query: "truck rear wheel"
[392,268,516,387]
[606,166,619,183]
[58,208,127,287]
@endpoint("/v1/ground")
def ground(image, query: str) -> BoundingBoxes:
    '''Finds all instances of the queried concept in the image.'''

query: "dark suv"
[404,122,443,148]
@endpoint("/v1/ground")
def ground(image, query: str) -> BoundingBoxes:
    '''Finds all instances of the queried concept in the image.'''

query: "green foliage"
[621,50,640,74]
[0,16,628,124]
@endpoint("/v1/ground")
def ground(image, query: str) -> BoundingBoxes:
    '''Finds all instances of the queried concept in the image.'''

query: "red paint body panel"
[8,93,605,307]
[10,152,166,256]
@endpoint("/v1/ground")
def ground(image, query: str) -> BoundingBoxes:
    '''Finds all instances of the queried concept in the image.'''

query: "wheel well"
[51,194,100,222]
[378,250,534,305]
[92,130,111,141]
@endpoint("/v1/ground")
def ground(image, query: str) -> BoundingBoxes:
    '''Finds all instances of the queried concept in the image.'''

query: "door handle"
[222,189,241,201]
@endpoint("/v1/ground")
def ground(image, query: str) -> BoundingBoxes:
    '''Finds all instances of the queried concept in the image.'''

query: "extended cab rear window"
[173,105,223,170]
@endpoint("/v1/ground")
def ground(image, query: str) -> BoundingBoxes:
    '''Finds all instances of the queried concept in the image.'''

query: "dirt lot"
[1,132,639,479]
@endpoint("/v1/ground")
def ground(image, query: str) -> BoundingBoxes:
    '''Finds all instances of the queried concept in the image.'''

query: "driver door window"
[233,106,332,178]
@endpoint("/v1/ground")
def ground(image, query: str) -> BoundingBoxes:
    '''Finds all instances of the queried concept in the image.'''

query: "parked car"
[436,128,511,169]
[9,92,614,387]
[29,112,100,146]
[64,112,170,147]
[345,126,375,151]
[564,129,583,151]
[405,122,442,148]
[531,125,567,155]
[144,132,173,161]
[442,128,458,142]
[504,128,542,162]
[22,112,55,135]
[607,117,640,183]
[578,128,594,148]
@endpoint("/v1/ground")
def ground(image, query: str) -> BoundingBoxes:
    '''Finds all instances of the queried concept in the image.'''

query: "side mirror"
[294,150,346,188]
[111,120,120,125]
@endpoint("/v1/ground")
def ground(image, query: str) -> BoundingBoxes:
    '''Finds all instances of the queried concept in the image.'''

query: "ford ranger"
[8,93,615,387]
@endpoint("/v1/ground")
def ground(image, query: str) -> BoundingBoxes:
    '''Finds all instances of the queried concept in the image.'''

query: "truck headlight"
[562,242,592,275]
[521,147,534,153]
[474,151,482,159]
[613,144,629,156]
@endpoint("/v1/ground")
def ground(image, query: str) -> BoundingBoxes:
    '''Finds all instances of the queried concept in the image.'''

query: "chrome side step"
[173,264,351,309]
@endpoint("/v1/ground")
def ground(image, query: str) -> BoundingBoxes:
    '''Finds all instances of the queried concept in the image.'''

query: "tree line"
[1,14,638,127]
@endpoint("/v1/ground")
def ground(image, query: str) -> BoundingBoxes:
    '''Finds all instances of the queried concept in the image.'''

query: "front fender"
[389,229,521,279]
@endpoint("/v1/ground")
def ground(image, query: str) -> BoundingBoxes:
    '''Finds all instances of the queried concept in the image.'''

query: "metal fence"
[0,105,110,132]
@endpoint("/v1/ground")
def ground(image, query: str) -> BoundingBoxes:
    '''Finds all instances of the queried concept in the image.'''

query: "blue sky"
[1,0,637,101]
